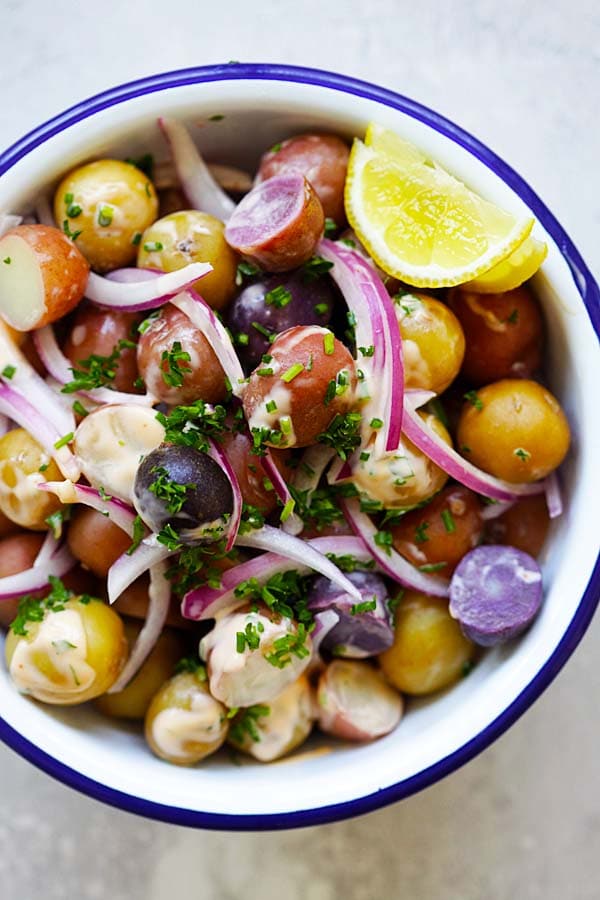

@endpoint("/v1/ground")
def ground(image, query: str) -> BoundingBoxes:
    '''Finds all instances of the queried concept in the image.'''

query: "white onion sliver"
[341,497,450,597]
[85,263,212,312]
[107,559,171,693]
[0,383,79,481]
[261,449,303,537]
[544,471,563,519]
[170,290,246,396]
[0,214,22,237]
[206,439,242,552]
[33,325,156,407]
[480,499,516,521]
[107,538,173,604]
[402,400,544,502]
[235,524,363,602]
[158,117,235,221]
[0,543,75,601]
[311,609,340,658]
[39,481,136,536]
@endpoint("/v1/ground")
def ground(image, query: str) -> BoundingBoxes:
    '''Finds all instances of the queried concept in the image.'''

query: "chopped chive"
[514,447,531,461]
[209,114,225,121]
[54,432,73,450]
[441,509,456,533]
[251,321,273,340]
[265,400,277,413]
[370,417,383,429]
[506,308,519,324]
[323,217,337,237]
[72,400,89,418]
[359,451,370,461]
[419,562,448,573]
[374,530,393,555]
[1,365,16,379]
[2,257,11,265]
[235,333,249,346]
[281,363,304,383]
[464,390,483,411]
[264,285,292,308]
[97,205,113,227]
[323,332,335,356]
[350,599,377,615]
[143,241,163,252]
[256,367,273,377]
[280,416,292,435]
[314,302,329,316]
[131,232,142,246]
[414,522,430,544]
[280,498,296,523]
[358,345,375,357]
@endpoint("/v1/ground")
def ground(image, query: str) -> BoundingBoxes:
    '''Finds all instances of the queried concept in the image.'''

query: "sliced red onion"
[158,117,235,221]
[0,536,75,600]
[0,321,74,437]
[341,497,449,597]
[235,524,363,602]
[480,499,516,521]
[0,414,10,437]
[0,382,79,481]
[107,537,173,604]
[39,481,136,536]
[107,559,171,693]
[182,534,372,621]
[0,214,22,237]
[33,324,156,407]
[311,609,340,657]
[544,471,563,519]
[261,448,303,536]
[318,239,404,457]
[85,263,212,312]
[402,399,545,502]
[206,438,242,552]
[170,290,246,397]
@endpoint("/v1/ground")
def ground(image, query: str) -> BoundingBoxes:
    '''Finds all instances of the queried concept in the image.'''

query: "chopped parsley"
[289,484,344,532]
[10,576,86,636]
[514,447,531,461]
[2,257,11,265]
[62,339,135,394]
[126,515,146,556]
[506,308,519,325]
[350,598,377,615]
[414,521,430,544]
[323,218,338,237]
[464,390,483,411]
[131,232,142,246]
[236,260,261,285]
[264,285,292,308]
[229,705,270,744]
[161,341,192,388]
[325,552,375,573]
[156,399,228,454]
[301,256,334,283]
[358,345,375,358]
[156,523,183,551]
[317,411,362,460]
[174,655,208,680]
[138,310,160,334]
[374,530,393,555]
[45,508,69,539]
[234,570,313,626]
[265,624,311,668]
[1,365,16,379]
[269,142,282,153]
[125,153,154,178]
[149,466,196,515]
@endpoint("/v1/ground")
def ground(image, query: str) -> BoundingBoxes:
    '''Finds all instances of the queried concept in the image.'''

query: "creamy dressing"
[150,692,226,760]
[245,677,314,762]
[9,608,95,702]
[200,610,311,708]
[74,404,165,501]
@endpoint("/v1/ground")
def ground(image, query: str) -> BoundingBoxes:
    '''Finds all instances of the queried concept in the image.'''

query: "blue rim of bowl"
[0,63,599,831]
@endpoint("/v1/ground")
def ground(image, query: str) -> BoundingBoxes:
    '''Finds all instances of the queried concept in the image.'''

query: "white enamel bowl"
[0,64,599,829]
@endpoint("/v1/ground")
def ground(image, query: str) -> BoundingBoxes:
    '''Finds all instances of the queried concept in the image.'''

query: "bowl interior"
[0,72,599,827]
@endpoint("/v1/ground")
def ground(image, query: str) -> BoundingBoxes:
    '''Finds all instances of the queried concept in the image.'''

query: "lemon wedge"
[462,235,548,293]
[344,124,535,288]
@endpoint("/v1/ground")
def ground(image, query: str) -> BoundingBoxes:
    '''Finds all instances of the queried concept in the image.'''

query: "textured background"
[1,1,599,897]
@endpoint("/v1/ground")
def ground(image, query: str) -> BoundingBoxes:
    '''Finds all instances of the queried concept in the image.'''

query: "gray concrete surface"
[0,1,599,897]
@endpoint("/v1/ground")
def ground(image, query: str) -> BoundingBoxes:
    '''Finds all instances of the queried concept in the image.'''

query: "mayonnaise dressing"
[150,692,226,760]
[245,677,314,763]
[9,608,96,702]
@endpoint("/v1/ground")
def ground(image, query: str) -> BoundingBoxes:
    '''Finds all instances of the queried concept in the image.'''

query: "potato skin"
[54,159,158,272]
[137,305,226,405]
[0,225,89,330]
[219,429,287,516]
[0,428,62,529]
[63,304,140,393]
[391,485,483,578]
[256,133,350,223]
[243,325,357,448]
[484,494,550,558]
[67,506,132,577]
[395,292,465,394]
[457,379,570,482]
[0,532,45,627]
[379,592,474,695]
[448,286,544,385]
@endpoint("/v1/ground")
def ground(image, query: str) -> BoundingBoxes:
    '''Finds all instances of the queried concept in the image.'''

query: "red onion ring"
[85,263,212,312]
[39,481,137,536]
[0,533,75,601]
[206,439,242,552]
[544,471,563,519]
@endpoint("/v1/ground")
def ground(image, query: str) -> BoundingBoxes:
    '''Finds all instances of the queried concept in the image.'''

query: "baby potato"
[457,379,570,482]
[351,413,451,509]
[485,494,550,558]
[53,159,158,272]
[67,506,132,577]
[0,531,45,627]
[73,404,165,501]
[448,285,544,385]
[391,485,483,577]
[395,292,465,394]
[317,660,403,741]
[144,669,228,765]
[0,428,62,529]
[5,594,127,705]
[243,325,357,449]
[114,576,192,630]
[137,210,238,311]
[95,621,185,720]
[63,304,140,393]
[137,305,227,405]
[0,225,89,331]
[379,592,475,695]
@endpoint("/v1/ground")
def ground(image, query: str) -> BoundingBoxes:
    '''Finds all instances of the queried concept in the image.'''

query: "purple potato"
[227,270,335,370]
[449,544,543,647]
[308,570,394,658]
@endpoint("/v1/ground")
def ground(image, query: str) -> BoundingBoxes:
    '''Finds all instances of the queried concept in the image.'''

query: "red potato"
[256,133,350,224]
[114,576,194,630]
[0,532,45,627]
[225,175,324,272]
[484,494,550,558]
[243,325,357,448]
[0,225,89,331]
[219,429,289,516]
[137,305,227,405]
[317,659,403,741]
[67,506,132,577]
[63,303,141,393]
